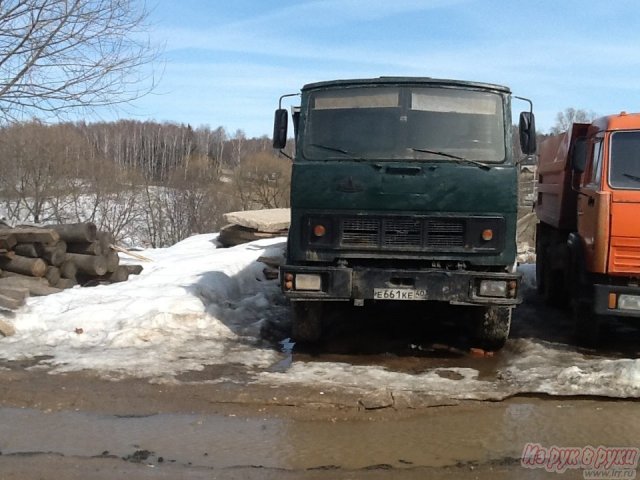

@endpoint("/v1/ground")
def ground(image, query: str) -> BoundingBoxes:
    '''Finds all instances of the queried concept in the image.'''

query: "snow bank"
[0,234,286,379]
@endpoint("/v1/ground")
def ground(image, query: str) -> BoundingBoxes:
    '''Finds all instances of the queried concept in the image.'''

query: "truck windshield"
[610,131,640,189]
[302,86,506,162]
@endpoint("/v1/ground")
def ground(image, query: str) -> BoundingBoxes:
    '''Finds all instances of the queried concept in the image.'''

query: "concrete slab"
[223,208,290,233]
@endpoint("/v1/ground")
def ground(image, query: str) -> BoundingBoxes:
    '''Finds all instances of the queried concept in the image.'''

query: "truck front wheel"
[291,301,323,343]
[573,300,602,348]
[473,306,512,351]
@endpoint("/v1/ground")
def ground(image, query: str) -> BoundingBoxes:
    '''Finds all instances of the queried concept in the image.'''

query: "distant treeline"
[0,120,292,247]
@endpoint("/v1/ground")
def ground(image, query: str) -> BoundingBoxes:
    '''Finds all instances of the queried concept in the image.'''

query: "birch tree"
[0,0,157,121]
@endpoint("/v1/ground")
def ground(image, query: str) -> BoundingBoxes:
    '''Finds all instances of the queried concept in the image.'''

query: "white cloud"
[131,0,640,135]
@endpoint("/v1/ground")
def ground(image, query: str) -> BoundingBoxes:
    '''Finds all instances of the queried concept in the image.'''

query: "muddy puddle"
[1,398,638,472]
[247,284,640,402]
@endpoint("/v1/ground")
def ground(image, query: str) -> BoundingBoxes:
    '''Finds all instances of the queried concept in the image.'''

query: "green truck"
[273,77,536,350]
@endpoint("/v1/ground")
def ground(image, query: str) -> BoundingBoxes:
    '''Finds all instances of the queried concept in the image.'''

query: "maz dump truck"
[536,113,640,345]
[273,77,537,350]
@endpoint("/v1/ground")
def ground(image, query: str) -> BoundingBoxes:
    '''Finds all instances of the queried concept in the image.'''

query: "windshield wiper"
[308,143,364,160]
[623,172,640,183]
[410,148,491,170]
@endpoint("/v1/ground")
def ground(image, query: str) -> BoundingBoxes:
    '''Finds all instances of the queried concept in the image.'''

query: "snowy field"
[1,236,640,401]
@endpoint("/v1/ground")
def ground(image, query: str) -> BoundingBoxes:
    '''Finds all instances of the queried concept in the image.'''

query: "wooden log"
[67,241,103,256]
[65,252,107,276]
[105,251,119,273]
[125,264,143,275]
[78,264,129,285]
[0,233,17,250]
[55,278,78,289]
[40,241,67,266]
[0,286,29,302]
[0,318,16,336]
[0,272,49,284]
[98,231,115,254]
[107,265,129,283]
[218,224,284,247]
[14,243,40,258]
[50,223,97,243]
[59,260,78,280]
[0,293,23,311]
[0,276,59,296]
[0,254,47,277]
[30,285,62,296]
[45,266,61,286]
[10,227,59,244]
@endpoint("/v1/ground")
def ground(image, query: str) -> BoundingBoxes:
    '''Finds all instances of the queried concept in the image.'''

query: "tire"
[535,227,545,295]
[542,261,566,307]
[473,305,512,351]
[573,300,602,348]
[536,223,568,307]
[291,301,323,343]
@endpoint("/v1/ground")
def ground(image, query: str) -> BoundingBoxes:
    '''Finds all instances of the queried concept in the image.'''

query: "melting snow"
[0,235,285,379]
[1,236,639,400]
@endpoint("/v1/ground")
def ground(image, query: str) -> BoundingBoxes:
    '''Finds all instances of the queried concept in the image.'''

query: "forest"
[0,120,293,247]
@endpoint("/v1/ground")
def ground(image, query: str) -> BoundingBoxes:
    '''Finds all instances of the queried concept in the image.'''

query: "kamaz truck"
[536,113,640,346]
[273,77,536,350]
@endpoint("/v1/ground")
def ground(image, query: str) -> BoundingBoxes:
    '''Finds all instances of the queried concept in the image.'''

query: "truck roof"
[302,77,511,94]
[592,112,640,131]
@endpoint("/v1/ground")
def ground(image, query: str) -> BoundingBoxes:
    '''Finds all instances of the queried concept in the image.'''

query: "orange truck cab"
[536,113,640,345]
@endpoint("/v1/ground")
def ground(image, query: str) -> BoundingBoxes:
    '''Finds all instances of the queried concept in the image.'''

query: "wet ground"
[1,270,640,478]
[0,394,638,479]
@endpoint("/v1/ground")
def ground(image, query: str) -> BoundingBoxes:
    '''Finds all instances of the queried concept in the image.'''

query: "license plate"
[373,288,428,301]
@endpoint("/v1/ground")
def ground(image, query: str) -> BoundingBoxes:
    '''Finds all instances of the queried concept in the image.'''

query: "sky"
[108,0,640,137]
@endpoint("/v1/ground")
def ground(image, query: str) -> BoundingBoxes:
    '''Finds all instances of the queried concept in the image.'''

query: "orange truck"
[536,113,640,345]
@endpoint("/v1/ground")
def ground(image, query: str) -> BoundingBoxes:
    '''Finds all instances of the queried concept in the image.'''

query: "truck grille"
[340,217,466,250]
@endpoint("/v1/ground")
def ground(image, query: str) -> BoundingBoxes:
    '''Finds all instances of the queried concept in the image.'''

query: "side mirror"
[519,111,537,155]
[571,138,587,173]
[272,109,288,149]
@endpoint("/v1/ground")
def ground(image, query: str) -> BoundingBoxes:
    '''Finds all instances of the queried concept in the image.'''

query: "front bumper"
[280,265,522,306]
[594,284,640,317]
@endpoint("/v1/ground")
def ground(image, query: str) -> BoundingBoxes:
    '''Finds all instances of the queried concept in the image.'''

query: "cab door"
[577,134,610,274]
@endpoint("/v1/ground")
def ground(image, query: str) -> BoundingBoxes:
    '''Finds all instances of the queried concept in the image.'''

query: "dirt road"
[1,272,639,479]
[0,367,638,479]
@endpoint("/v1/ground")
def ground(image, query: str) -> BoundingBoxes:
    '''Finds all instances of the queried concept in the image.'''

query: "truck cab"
[274,77,536,349]
[536,113,640,344]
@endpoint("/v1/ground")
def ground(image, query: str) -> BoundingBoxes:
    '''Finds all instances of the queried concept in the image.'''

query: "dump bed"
[536,123,589,230]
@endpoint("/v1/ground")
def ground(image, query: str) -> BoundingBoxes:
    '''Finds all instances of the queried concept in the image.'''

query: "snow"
[1,238,640,401]
[0,234,286,380]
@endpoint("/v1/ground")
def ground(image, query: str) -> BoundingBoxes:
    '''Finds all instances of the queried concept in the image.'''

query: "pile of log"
[0,223,143,311]
[219,208,289,247]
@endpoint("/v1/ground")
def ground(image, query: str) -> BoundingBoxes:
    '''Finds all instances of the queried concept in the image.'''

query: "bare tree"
[551,108,597,134]
[0,121,83,222]
[0,0,157,122]
[234,152,291,210]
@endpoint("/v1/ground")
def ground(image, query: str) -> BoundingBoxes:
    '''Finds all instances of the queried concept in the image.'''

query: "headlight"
[618,294,640,311]
[295,274,322,291]
[478,279,507,297]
